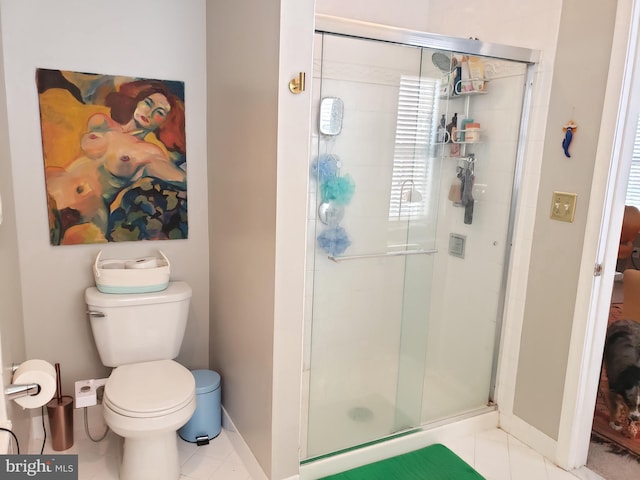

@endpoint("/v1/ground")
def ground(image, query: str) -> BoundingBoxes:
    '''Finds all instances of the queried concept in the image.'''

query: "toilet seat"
[104,359,195,418]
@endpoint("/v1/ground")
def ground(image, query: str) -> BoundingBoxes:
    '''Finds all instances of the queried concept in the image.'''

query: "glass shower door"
[305,32,442,458]
[420,53,528,425]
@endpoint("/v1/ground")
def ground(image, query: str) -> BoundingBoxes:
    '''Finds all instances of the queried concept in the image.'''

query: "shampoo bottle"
[459,118,473,143]
[447,113,460,156]
[437,114,446,142]
[446,113,458,142]
[468,56,485,91]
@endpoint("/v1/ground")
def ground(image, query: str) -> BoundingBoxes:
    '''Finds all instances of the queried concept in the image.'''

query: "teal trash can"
[179,370,221,445]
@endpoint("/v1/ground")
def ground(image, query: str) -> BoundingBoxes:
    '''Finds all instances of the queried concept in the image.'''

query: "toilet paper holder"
[5,383,40,400]
[5,363,40,400]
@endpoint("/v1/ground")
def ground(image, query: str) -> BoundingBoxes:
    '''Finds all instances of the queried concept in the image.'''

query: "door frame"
[556,0,640,469]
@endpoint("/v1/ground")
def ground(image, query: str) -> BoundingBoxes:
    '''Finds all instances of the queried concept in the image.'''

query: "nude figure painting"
[36,69,188,245]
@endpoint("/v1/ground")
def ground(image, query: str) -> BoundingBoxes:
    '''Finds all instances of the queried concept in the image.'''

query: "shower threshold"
[300,407,499,480]
[301,403,497,465]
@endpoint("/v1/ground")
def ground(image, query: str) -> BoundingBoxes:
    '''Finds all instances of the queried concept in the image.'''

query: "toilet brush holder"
[47,395,74,451]
[46,363,73,451]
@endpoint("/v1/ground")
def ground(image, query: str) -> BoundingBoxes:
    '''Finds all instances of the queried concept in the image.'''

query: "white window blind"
[625,115,640,208]
[388,75,438,219]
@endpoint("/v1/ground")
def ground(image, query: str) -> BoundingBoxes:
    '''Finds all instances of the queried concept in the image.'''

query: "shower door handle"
[328,249,437,263]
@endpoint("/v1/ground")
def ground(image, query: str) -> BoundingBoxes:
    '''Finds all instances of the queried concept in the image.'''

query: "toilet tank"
[85,281,192,367]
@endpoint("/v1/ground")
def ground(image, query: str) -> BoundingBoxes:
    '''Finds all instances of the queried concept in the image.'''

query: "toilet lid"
[104,360,195,417]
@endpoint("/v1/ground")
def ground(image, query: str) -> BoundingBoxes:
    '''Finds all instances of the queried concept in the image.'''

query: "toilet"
[85,281,196,480]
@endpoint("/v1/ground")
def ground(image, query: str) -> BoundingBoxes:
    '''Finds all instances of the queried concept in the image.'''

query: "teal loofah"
[321,174,355,205]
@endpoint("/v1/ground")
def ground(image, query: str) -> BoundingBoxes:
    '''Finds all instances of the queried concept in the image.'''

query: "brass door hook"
[289,72,306,94]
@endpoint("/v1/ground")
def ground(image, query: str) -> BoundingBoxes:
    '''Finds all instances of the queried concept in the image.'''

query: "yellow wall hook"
[289,72,305,94]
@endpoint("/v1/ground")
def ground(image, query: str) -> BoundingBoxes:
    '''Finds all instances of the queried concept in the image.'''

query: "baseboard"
[222,406,269,480]
[499,412,558,463]
[571,466,606,480]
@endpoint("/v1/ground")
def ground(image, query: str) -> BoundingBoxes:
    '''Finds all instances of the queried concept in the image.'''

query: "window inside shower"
[303,29,531,461]
[388,75,439,221]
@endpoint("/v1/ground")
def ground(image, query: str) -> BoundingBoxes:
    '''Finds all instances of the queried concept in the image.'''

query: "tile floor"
[442,429,595,480]
[34,422,599,480]
[35,425,253,479]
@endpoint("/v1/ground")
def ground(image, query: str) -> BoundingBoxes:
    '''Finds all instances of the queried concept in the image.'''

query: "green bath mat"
[319,444,485,480]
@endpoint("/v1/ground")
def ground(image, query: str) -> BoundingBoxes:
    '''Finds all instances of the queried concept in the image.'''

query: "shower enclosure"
[303,16,538,461]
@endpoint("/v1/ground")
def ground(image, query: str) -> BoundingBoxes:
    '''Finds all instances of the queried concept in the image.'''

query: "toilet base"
[119,432,180,480]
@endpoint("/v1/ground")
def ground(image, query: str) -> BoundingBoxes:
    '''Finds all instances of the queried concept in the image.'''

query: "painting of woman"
[37,69,188,245]
[105,79,186,165]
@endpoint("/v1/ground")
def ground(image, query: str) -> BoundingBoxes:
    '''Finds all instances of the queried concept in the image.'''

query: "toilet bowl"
[102,360,196,480]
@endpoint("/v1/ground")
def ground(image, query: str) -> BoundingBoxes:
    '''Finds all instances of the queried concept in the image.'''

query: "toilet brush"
[46,362,74,451]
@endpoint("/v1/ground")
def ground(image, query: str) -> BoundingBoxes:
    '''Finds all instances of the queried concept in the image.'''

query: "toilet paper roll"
[124,257,159,269]
[12,359,57,409]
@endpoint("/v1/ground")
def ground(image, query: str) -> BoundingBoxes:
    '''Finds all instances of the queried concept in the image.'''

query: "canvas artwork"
[36,69,188,245]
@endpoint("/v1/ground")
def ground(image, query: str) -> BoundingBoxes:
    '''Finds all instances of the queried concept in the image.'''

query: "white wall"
[316,0,431,32]
[0,5,29,446]
[514,0,617,441]
[206,0,280,477]
[207,0,314,478]
[272,1,315,477]
[0,0,210,396]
